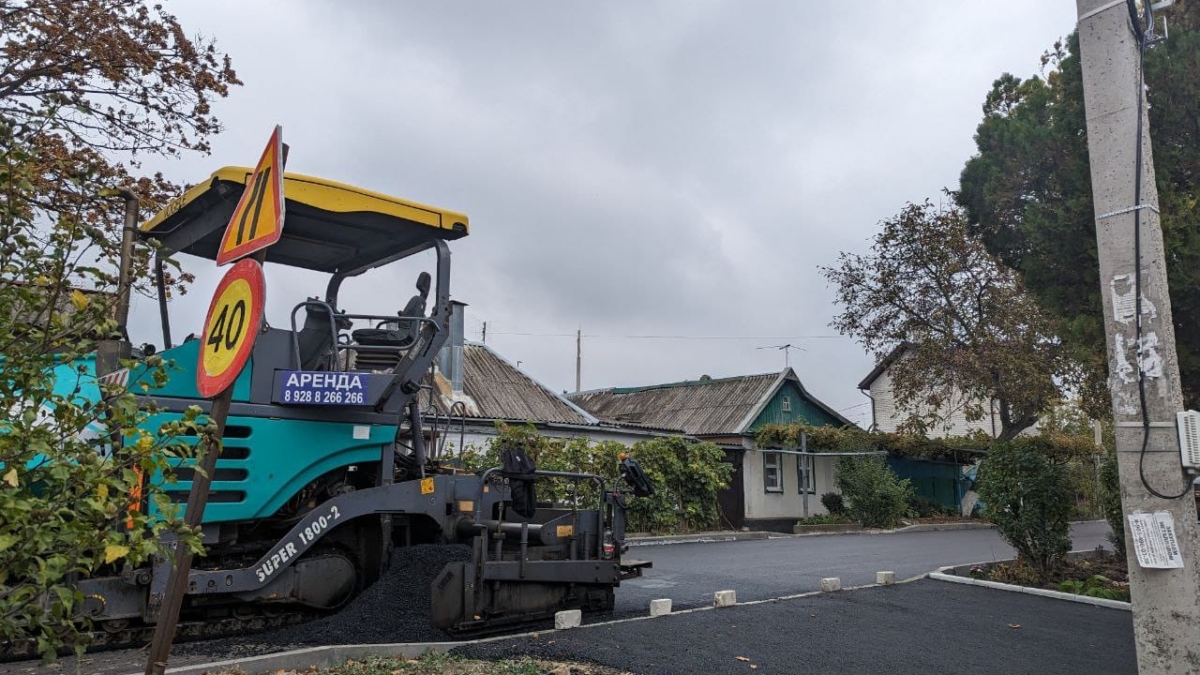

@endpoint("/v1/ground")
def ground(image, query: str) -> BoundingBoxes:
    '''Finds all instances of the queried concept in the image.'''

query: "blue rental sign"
[272,371,392,406]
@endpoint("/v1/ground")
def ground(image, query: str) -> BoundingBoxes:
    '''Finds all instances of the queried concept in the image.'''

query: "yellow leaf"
[70,289,89,311]
[2,468,16,488]
[104,544,130,565]
[97,484,109,500]
[34,275,51,285]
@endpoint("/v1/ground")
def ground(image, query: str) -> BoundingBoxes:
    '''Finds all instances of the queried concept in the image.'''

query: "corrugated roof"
[568,372,781,436]
[428,343,595,426]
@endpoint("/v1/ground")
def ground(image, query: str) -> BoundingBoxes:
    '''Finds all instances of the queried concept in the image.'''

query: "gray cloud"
[131,0,1079,427]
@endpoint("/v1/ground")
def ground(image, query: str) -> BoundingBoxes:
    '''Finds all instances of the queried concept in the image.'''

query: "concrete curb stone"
[626,531,772,546]
[927,571,1131,611]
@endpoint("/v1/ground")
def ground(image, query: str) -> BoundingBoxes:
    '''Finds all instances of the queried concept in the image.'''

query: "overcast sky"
[129,1,1080,427]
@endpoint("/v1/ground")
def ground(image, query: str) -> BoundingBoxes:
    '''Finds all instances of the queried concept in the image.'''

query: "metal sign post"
[144,127,285,675]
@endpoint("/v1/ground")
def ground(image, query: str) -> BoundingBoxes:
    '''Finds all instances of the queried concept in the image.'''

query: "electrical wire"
[1127,0,1192,500]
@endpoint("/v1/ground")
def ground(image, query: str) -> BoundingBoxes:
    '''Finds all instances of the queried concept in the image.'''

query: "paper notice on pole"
[1127,511,1185,569]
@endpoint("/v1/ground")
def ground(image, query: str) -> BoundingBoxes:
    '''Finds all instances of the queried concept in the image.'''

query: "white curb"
[927,571,1131,611]
[820,577,842,592]
[649,598,672,616]
[554,609,582,629]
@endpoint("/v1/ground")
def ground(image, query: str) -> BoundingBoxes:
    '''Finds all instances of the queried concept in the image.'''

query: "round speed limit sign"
[196,258,266,398]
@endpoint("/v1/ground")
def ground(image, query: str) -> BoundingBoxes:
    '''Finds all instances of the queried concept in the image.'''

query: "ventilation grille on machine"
[349,349,401,372]
[1176,410,1200,469]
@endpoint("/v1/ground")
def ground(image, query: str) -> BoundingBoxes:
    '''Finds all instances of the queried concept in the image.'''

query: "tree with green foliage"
[833,456,913,529]
[0,0,238,657]
[822,201,1076,440]
[977,442,1074,582]
[956,4,1200,412]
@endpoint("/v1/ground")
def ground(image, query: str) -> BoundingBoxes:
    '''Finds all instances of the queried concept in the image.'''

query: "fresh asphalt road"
[460,578,1136,675]
[614,521,1112,615]
[0,522,1114,675]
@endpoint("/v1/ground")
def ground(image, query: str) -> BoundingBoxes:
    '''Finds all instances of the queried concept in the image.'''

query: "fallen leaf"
[70,289,89,311]
[736,657,750,662]
[3,468,16,488]
[103,544,130,564]
[1008,623,1021,629]
[751,666,758,670]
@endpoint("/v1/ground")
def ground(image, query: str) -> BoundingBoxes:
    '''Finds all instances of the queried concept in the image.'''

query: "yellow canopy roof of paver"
[140,167,469,275]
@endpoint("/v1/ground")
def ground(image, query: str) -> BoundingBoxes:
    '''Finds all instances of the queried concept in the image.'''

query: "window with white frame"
[781,395,792,413]
[763,452,783,492]
[797,454,815,494]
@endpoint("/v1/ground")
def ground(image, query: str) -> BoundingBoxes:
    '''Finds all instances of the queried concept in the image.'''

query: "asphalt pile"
[183,544,470,658]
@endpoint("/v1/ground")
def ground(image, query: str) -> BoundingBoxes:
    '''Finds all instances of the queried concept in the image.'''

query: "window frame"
[763,452,783,493]
[781,395,792,413]
[796,454,815,494]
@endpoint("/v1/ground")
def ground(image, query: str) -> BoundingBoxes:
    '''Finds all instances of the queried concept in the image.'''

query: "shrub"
[795,513,851,526]
[820,492,845,515]
[1099,450,1125,556]
[1059,575,1129,602]
[977,441,1074,581]
[987,561,1041,586]
[621,436,732,533]
[907,495,944,518]
[834,456,914,529]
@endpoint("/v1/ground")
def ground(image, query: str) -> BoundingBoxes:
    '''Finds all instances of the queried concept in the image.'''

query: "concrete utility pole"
[575,328,582,392]
[1076,1,1200,672]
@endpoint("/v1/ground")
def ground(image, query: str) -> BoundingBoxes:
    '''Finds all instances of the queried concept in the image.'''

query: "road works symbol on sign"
[197,259,266,398]
[216,125,285,265]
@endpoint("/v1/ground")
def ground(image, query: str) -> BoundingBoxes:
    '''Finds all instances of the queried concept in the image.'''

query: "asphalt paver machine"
[66,168,651,640]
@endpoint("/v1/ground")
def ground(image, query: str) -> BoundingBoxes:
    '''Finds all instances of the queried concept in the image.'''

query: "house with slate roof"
[423,336,668,459]
[569,369,854,531]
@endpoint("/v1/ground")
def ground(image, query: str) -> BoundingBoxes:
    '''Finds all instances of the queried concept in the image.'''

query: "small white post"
[714,590,737,607]
[554,609,582,629]
[649,599,673,616]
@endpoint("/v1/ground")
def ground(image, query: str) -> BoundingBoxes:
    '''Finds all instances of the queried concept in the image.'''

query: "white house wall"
[742,449,837,519]
[433,424,653,460]
[869,368,1000,438]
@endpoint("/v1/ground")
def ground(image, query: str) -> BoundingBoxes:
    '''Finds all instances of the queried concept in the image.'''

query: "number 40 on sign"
[197,259,266,398]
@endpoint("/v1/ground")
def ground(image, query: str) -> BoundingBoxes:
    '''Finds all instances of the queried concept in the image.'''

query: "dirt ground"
[215,655,631,675]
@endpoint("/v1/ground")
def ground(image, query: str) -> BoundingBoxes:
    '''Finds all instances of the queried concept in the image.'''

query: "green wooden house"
[570,368,854,531]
